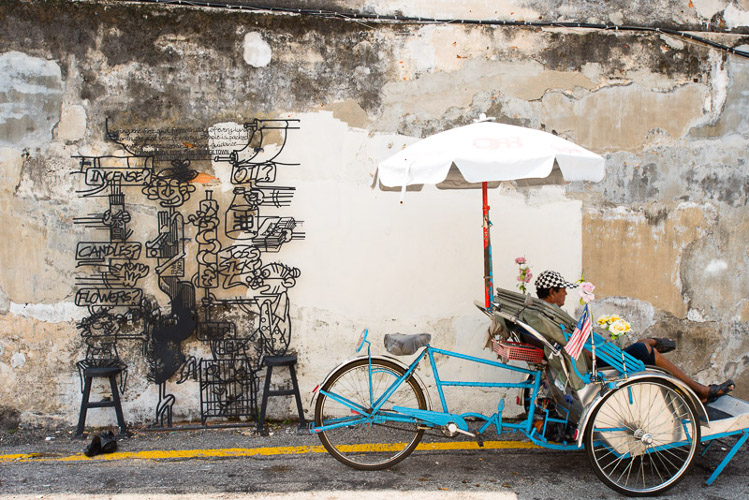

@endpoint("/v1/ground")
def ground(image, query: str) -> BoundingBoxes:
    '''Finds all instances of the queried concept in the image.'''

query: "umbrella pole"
[482,182,494,308]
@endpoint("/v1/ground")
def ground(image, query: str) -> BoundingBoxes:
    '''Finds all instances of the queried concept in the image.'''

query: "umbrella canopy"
[378,122,604,188]
[377,121,605,308]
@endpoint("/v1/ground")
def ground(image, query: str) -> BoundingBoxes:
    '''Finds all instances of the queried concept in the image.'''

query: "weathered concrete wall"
[1,0,748,427]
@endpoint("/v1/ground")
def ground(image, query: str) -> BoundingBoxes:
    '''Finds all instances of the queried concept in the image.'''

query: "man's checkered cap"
[535,270,578,290]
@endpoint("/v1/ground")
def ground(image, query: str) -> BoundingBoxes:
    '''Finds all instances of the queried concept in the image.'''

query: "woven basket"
[492,340,544,364]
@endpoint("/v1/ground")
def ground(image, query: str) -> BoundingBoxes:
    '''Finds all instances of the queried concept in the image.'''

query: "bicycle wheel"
[315,358,427,470]
[584,379,700,496]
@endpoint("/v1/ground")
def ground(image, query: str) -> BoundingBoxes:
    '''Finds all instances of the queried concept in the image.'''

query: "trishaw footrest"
[492,340,544,364]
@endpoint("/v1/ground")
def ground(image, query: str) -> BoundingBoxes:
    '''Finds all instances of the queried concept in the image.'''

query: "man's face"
[548,287,567,307]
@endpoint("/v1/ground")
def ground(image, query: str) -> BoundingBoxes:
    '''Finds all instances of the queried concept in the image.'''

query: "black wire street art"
[72,118,304,427]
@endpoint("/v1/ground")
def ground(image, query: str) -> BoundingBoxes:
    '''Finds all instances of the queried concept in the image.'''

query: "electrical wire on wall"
[115,0,749,59]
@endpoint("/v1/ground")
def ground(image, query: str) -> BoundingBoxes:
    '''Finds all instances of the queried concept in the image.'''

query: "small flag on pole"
[565,304,592,360]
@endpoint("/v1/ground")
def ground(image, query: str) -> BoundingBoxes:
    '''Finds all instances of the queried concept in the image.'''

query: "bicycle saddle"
[384,333,431,356]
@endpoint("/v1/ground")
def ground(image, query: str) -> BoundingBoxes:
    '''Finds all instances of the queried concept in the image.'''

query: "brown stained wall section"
[583,205,710,319]
[584,204,749,398]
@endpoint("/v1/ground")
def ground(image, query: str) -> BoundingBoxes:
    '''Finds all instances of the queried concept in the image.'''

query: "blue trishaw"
[310,287,749,496]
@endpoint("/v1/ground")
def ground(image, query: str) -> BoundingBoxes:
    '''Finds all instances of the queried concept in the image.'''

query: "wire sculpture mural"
[72,118,303,427]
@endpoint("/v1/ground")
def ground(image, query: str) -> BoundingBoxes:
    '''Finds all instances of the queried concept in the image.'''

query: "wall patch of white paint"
[725,4,749,29]
[691,0,730,20]
[11,352,26,369]
[0,51,63,148]
[403,27,437,77]
[687,308,708,322]
[9,301,84,323]
[705,52,729,118]
[277,111,587,322]
[705,259,728,274]
[56,104,87,142]
[243,32,272,67]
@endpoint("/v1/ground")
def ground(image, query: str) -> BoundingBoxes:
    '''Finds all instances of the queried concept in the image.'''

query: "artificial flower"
[608,319,631,337]
[514,257,531,293]
[597,315,632,340]
[578,281,595,304]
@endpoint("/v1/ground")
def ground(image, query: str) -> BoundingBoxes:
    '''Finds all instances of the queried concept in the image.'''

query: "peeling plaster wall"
[1,0,748,427]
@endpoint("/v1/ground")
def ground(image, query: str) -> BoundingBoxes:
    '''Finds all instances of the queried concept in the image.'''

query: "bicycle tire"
[584,379,700,496]
[315,358,427,470]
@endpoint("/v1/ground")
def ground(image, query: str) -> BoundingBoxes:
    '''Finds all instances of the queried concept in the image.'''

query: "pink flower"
[578,281,596,304]
[515,257,526,265]
[524,272,532,283]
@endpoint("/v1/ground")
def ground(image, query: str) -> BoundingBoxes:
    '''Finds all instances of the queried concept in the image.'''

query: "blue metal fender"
[575,370,709,448]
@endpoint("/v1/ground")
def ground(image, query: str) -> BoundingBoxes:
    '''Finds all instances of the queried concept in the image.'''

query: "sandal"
[83,434,102,457]
[653,338,676,354]
[706,379,735,404]
[99,430,118,454]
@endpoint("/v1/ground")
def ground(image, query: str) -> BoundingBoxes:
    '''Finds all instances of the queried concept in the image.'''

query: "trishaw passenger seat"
[493,287,592,390]
[514,325,546,350]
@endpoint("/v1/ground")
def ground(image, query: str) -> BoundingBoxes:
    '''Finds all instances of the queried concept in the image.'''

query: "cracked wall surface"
[1,0,748,426]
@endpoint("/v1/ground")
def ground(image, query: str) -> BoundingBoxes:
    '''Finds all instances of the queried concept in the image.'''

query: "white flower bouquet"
[597,314,632,347]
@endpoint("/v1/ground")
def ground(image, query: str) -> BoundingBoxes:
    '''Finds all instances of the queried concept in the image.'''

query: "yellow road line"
[418,441,538,451]
[0,440,538,464]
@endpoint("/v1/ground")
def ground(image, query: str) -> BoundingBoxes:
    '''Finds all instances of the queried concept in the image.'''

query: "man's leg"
[638,343,734,402]
[650,347,709,400]
[638,337,676,354]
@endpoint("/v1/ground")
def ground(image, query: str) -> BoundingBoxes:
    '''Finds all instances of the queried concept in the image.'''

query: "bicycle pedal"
[442,422,475,438]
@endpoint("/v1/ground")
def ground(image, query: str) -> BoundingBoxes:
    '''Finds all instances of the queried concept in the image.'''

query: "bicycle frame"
[311,339,578,449]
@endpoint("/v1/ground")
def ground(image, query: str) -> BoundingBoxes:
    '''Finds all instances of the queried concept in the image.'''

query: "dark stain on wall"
[643,202,669,227]
[630,163,660,203]
[684,166,749,208]
[541,32,704,79]
[0,0,390,129]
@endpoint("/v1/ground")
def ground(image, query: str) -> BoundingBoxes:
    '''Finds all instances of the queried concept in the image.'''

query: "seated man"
[535,270,735,404]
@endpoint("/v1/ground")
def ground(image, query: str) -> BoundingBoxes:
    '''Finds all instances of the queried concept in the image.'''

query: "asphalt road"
[0,424,747,499]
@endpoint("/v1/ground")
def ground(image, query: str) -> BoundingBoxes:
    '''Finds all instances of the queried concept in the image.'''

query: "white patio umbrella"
[378,121,605,307]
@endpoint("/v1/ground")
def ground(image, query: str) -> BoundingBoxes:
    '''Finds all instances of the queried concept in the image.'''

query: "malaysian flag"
[565,304,592,360]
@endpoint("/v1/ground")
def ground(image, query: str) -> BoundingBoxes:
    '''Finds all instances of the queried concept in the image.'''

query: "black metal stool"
[76,365,128,436]
[257,355,306,435]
